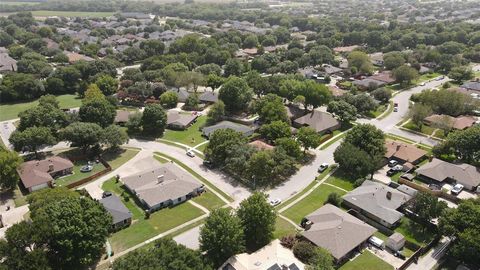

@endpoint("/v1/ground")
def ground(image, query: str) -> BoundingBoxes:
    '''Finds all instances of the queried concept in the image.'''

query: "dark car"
[393,251,406,260]
[102,191,112,198]
[386,169,396,176]
[203,160,214,169]
[428,184,441,191]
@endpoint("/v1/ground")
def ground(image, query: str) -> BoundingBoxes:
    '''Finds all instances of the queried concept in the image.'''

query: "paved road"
[173,225,202,250]
[0,205,29,239]
[0,120,15,149]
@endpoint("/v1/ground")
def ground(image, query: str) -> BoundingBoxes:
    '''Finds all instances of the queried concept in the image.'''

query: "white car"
[451,184,464,195]
[420,82,426,86]
[318,163,329,173]
[269,198,281,206]
[186,150,195,157]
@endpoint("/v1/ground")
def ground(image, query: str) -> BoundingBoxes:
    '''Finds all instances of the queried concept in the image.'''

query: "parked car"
[451,184,464,195]
[419,82,426,86]
[80,165,93,172]
[393,103,398,107]
[428,184,441,191]
[102,191,112,198]
[368,236,384,250]
[269,198,281,207]
[318,163,329,173]
[393,251,406,260]
[186,150,195,157]
[386,169,397,176]
[392,165,404,171]
[388,160,398,167]
[393,107,398,112]
[203,160,214,169]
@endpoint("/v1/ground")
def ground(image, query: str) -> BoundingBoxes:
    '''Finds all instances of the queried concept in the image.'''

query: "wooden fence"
[66,157,112,189]
[398,178,461,204]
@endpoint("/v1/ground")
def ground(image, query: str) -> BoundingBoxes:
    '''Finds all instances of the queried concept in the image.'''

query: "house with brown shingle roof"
[248,140,274,150]
[114,110,133,125]
[64,51,94,64]
[166,112,198,130]
[384,140,427,164]
[18,157,74,192]
[0,51,17,73]
[416,158,480,191]
[302,204,377,263]
[423,114,476,130]
[293,110,340,134]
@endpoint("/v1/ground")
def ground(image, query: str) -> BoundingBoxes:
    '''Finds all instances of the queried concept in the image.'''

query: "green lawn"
[276,167,334,210]
[282,184,347,224]
[415,72,442,83]
[390,171,403,182]
[320,132,346,150]
[368,104,387,118]
[31,10,115,17]
[274,216,297,239]
[339,250,393,270]
[191,190,225,211]
[154,151,233,203]
[325,170,356,191]
[433,129,446,139]
[0,94,81,121]
[103,148,140,170]
[13,186,28,207]
[153,155,169,164]
[377,101,394,120]
[403,121,435,135]
[162,116,207,147]
[395,217,436,246]
[108,202,204,252]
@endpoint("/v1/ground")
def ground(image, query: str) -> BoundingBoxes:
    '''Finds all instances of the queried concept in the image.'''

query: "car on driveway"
[386,169,397,176]
[428,184,441,191]
[451,184,464,195]
[269,198,281,207]
[186,150,195,157]
[318,163,329,173]
[388,160,398,167]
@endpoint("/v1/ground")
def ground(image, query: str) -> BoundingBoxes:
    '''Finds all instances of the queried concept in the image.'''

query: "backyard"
[161,116,207,147]
[339,250,393,270]
[395,217,436,246]
[282,184,347,224]
[0,94,82,121]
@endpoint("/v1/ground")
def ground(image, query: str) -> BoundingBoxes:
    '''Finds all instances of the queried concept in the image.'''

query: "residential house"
[293,110,340,134]
[369,52,384,66]
[0,50,17,73]
[384,140,427,165]
[285,105,305,121]
[219,239,305,270]
[64,51,94,63]
[199,91,219,104]
[328,86,347,97]
[302,204,377,264]
[121,162,204,212]
[202,121,255,138]
[353,78,386,90]
[18,157,74,192]
[342,180,413,228]
[167,112,198,130]
[423,114,476,130]
[248,140,274,150]
[99,194,132,231]
[171,88,190,103]
[460,81,480,92]
[114,110,133,125]
[333,45,360,54]
[416,158,480,191]
[450,87,480,100]
[321,64,343,76]
[369,71,396,84]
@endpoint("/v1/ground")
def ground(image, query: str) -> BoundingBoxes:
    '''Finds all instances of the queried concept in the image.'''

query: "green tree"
[60,122,104,151]
[246,150,276,188]
[83,83,106,102]
[139,39,165,55]
[159,91,179,108]
[27,188,77,215]
[411,192,447,229]
[79,99,116,128]
[200,208,245,267]
[252,94,289,124]
[333,142,376,178]
[297,127,322,152]
[308,247,335,270]
[219,76,253,113]
[293,241,317,263]
[433,125,480,163]
[326,193,342,207]
[102,125,129,149]
[9,127,56,157]
[18,103,68,133]
[204,129,247,165]
[383,51,405,70]
[448,66,474,83]
[95,75,118,96]
[344,124,386,159]
[259,120,292,143]
[206,73,225,90]
[347,51,373,74]
[409,103,432,127]
[327,100,357,122]
[0,147,23,190]
[237,192,276,251]
[298,81,331,110]
[113,238,212,270]
[439,198,480,267]
[141,104,167,136]
[275,137,302,160]
[206,101,225,124]
[125,112,142,134]
[393,65,419,86]
[224,58,243,77]
[184,94,200,110]
[371,88,392,104]
[38,95,59,108]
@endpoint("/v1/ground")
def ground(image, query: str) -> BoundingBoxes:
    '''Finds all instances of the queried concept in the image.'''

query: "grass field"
[162,116,207,147]
[339,250,393,270]
[31,10,115,17]
[395,217,436,246]
[191,190,225,211]
[325,170,356,191]
[273,217,297,239]
[403,121,435,135]
[282,184,347,224]
[0,94,81,121]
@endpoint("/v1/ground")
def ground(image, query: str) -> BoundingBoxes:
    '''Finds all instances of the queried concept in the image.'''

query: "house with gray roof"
[99,194,132,231]
[416,158,480,191]
[202,121,255,138]
[461,81,480,92]
[0,51,17,73]
[167,111,198,130]
[293,110,340,134]
[352,78,386,90]
[342,180,413,228]
[121,163,204,212]
[199,91,219,104]
[302,204,377,263]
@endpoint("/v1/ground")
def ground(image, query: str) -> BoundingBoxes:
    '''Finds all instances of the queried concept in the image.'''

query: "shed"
[386,232,405,251]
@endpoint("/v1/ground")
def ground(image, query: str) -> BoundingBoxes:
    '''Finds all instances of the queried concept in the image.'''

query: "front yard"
[339,250,393,270]
[161,116,207,147]
[325,170,356,191]
[274,216,298,239]
[402,121,436,136]
[282,184,347,224]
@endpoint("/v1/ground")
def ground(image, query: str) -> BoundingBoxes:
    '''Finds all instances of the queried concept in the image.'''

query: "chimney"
[396,144,401,151]
[157,175,164,184]
[386,191,392,200]
[48,163,54,172]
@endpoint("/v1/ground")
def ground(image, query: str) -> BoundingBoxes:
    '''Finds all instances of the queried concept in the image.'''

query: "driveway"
[0,205,29,239]
[0,120,16,149]
[367,246,405,269]
[373,166,393,185]
[173,225,202,250]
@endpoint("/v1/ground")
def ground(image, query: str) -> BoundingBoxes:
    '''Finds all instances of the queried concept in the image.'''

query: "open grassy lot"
[395,217,436,246]
[31,10,115,17]
[339,250,393,270]
[161,116,207,147]
[108,202,204,252]
[0,94,81,121]
[273,216,297,239]
[325,169,356,191]
[282,184,347,224]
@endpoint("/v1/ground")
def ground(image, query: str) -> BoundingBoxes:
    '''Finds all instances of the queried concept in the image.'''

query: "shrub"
[292,241,316,263]
[354,178,366,187]
[280,235,297,249]
[326,192,342,206]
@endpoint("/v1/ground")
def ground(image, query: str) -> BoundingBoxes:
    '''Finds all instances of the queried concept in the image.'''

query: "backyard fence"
[66,156,112,189]
[398,178,461,204]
